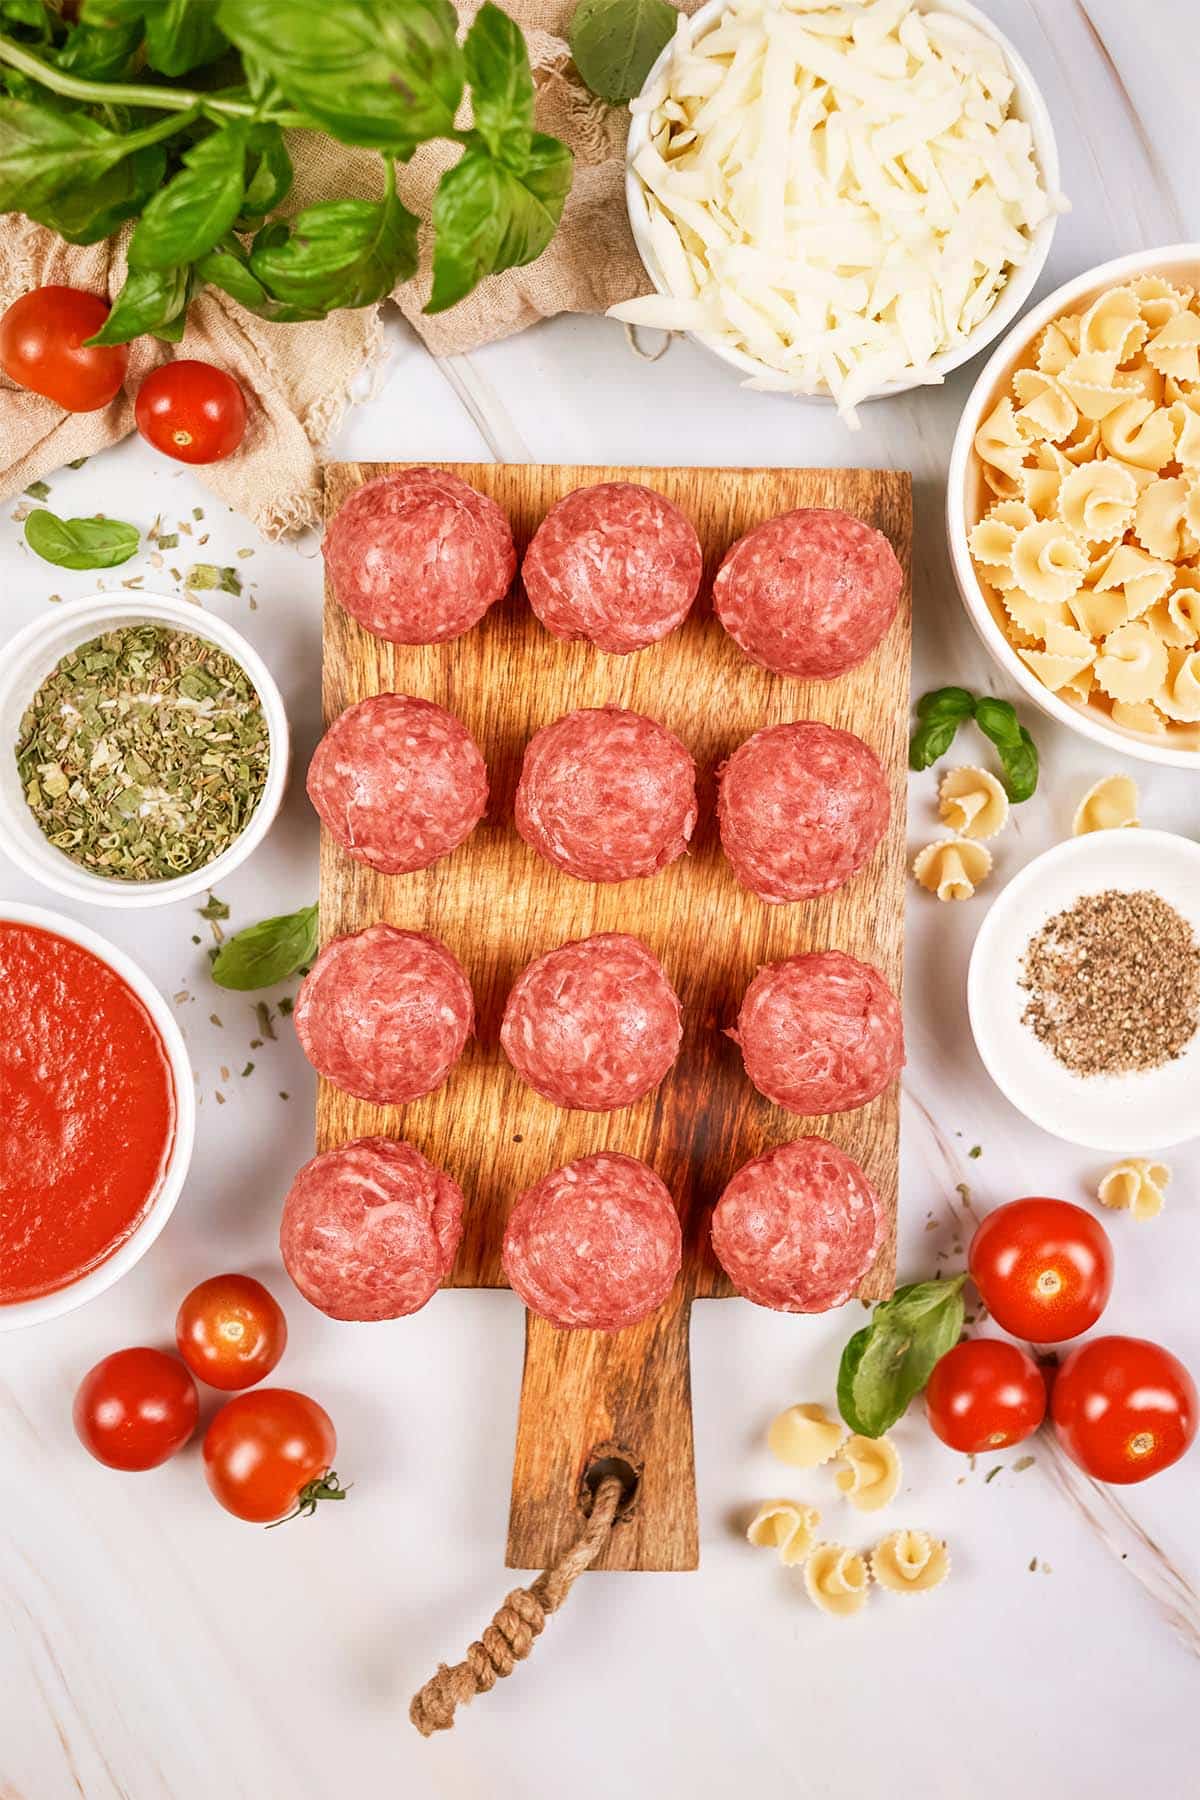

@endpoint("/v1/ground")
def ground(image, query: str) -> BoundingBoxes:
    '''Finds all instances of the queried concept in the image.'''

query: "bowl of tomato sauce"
[0,901,195,1329]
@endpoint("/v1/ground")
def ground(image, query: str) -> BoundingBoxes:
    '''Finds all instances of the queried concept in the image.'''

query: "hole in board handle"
[580,1442,642,1523]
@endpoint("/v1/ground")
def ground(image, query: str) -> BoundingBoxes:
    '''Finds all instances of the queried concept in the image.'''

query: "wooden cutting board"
[318,462,912,1573]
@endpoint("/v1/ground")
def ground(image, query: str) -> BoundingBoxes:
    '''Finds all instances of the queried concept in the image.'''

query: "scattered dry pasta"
[833,1435,902,1513]
[1071,774,1140,834]
[767,1403,846,1469]
[938,766,1010,839]
[1097,1158,1170,1221]
[804,1544,870,1618]
[871,1530,952,1595]
[968,272,1200,749]
[746,1500,821,1567]
[912,837,993,901]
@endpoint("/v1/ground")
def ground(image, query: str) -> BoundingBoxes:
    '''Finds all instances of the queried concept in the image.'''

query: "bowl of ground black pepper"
[968,830,1200,1152]
[0,595,289,908]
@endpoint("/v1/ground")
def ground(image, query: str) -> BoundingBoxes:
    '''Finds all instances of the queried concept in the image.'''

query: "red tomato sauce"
[0,923,176,1305]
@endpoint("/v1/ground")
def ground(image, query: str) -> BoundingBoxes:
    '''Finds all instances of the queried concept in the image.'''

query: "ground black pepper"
[1020,889,1200,1077]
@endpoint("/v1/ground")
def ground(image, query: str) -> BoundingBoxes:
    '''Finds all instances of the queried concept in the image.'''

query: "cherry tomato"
[73,1347,198,1471]
[968,1197,1113,1344]
[203,1389,344,1524]
[925,1338,1047,1453]
[134,360,247,464]
[1052,1335,1197,1484]
[176,1274,288,1392]
[0,286,127,411]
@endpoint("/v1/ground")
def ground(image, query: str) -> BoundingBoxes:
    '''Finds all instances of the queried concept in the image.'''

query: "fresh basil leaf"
[218,0,464,156]
[129,124,248,272]
[235,123,293,223]
[838,1275,968,1439]
[25,142,166,244]
[55,17,143,80]
[196,235,323,321]
[251,183,419,312]
[211,904,319,991]
[465,2,534,167]
[24,509,140,570]
[974,697,1039,802]
[86,264,192,345]
[908,685,976,771]
[0,99,135,210]
[1,0,53,39]
[427,132,572,314]
[81,0,229,77]
[569,0,676,104]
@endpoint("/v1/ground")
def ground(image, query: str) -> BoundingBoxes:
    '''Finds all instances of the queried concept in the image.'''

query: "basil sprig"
[0,0,572,334]
[837,1274,967,1439]
[569,0,676,104]
[211,904,319,991]
[24,507,139,568]
[909,686,1039,802]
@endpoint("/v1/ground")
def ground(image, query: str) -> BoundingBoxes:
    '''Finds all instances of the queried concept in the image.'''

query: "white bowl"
[948,243,1200,768]
[967,829,1200,1153]
[0,592,289,907]
[625,0,1061,406]
[0,900,195,1330]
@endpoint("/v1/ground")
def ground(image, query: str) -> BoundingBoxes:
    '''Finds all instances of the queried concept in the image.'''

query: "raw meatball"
[522,481,702,654]
[280,1136,464,1322]
[501,932,682,1111]
[711,1138,884,1313]
[732,950,904,1115]
[307,693,488,876]
[714,507,902,678]
[323,467,516,644]
[503,1152,681,1331]
[718,720,889,902]
[515,705,697,882]
[295,925,473,1105]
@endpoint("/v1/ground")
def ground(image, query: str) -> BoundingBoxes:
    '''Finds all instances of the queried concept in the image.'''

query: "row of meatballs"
[324,468,903,673]
[294,925,904,1117]
[309,698,891,903]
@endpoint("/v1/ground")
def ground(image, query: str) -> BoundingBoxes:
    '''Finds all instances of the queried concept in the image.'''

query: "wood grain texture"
[319,462,911,1571]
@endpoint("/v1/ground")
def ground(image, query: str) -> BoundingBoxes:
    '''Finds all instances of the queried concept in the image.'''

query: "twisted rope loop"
[410,1475,624,1736]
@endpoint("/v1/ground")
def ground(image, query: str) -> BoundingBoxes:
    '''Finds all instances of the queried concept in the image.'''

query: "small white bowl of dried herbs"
[0,594,289,909]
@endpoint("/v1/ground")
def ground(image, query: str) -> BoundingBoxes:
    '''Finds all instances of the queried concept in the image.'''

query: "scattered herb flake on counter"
[15,624,269,881]
[210,907,319,992]
[199,894,230,922]
[24,479,51,500]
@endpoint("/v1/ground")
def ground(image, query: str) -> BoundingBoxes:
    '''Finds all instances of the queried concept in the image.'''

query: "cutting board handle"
[507,1289,698,1572]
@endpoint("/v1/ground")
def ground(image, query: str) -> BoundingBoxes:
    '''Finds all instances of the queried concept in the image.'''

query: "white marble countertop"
[2,3,1199,1795]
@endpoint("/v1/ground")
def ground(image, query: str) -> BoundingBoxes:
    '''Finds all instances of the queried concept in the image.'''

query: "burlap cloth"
[0,0,697,536]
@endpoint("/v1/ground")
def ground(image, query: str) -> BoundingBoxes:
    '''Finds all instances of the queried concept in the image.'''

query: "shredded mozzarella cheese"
[613,0,1066,423]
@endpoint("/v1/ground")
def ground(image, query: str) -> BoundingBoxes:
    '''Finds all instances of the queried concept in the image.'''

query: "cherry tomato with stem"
[176,1273,288,1392]
[925,1337,1047,1453]
[203,1388,346,1525]
[0,286,127,411]
[135,359,247,464]
[1052,1335,1197,1484]
[968,1197,1113,1344]
[74,1347,198,1471]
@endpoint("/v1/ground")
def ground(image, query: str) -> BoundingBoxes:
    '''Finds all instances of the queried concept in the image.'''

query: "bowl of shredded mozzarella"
[614,0,1065,425]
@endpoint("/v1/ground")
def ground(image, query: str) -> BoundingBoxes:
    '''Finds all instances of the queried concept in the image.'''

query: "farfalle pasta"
[938,767,1010,840]
[912,838,993,902]
[871,1530,951,1596]
[832,1436,902,1514]
[767,1403,846,1470]
[1071,774,1139,835]
[803,1544,870,1619]
[746,1500,821,1566]
[967,271,1200,748]
[1098,1158,1170,1221]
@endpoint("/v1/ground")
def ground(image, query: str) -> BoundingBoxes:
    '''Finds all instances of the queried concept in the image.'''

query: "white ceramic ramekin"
[625,0,1062,406]
[948,244,1200,768]
[0,900,196,1330]
[0,592,290,906]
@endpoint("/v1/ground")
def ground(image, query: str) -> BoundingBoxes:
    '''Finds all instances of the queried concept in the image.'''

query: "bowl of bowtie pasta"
[948,245,1200,767]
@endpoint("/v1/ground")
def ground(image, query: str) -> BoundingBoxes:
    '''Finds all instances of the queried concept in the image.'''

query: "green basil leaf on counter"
[465,2,534,167]
[24,509,140,570]
[128,125,249,273]
[217,0,464,156]
[837,1274,967,1439]
[427,132,573,314]
[250,183,419,313]
[569,0,677,104]
[211,905,320,991]
[86,264,193,345]
[908,686,976,771]
[974,696,1039,802]
[82,0,230,78]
